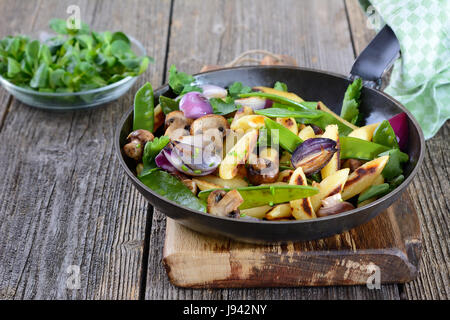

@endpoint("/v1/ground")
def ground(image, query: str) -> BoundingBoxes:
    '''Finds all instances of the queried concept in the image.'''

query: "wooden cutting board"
[162,191,421,288]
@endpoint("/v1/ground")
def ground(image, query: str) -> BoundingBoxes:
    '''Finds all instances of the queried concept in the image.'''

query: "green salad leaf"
[140,136,170,177]
[340,78,362,125]
[274,81,288,92]
[210,97,237,115]
[168,65,201,95]
[139,170,207,212]
[228,81,252,99]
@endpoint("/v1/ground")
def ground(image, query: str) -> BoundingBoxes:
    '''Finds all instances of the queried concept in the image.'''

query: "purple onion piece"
[179,92,213,119]
[291,138,338,175]
[235,97,270,110]
[163,142,220,177]
[317,201,355,217]
[155,150,178,173]
[200,84,228,99]
[388,112,408,151]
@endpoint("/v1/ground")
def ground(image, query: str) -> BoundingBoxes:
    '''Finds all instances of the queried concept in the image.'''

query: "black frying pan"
[115,26,424,243]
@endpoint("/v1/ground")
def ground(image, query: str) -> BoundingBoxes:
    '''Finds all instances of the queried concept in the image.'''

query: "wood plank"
[162,193,420,288]
[145,0,401,300]
[345,0,449,300]
[0,0,172,299]
[148,210,400,299]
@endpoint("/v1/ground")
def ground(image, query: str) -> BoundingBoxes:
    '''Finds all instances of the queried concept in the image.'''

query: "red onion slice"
[291,138,338,175]
[388,113,409,151]
[235,97,272,110]
[162,141,220,176]
[200,84,228,99]
[179,92,213,119]
[155,150,178,174]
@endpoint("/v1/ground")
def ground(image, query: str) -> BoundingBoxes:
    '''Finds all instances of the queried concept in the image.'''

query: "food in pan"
[122,65,409,221]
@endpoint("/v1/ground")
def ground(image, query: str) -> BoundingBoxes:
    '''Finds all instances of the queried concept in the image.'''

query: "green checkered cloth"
[360,0,449,139]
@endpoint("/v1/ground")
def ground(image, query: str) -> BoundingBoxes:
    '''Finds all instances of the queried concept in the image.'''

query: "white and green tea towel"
[360,0,449,139]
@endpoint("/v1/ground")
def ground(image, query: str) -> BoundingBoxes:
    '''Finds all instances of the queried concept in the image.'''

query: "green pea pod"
[358,183,390,203]
[264,118,303,153]
[300,101,319,109]
[133,82,154,132]
[198,185,319,210]
[373,120,399,149]
[159,95,179,115]
[139,170,207,212]
[378,149,409,180]
[340,136,390,160]
[239,92,315,110]
[389,174,405,189]
[256,108,321,119]
[262,104,353,136]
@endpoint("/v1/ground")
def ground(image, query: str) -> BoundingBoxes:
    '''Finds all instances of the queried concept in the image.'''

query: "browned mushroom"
[316,194,355,217]
[343,159,365,173]
[123,129,154,161]
[190,114,229,136]
[247,148,279,185]
[164,111,193,140]
[207,189,244,218]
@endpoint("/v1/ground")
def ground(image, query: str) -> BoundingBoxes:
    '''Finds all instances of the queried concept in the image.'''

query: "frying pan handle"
[350,25,400,89]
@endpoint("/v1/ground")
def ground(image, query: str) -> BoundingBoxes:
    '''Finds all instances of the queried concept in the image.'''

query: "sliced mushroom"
[123,129,154,161]
[248,147,279,185]
[190,114,229,137]
[207,189,244,218]
[316,194,355,217]
[164,111,193,140]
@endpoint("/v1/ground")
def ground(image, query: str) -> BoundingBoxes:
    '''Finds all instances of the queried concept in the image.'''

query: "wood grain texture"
[162,193,420,288]
[345,0,449,300]
[0,0,171,299]
[145,0,402,300]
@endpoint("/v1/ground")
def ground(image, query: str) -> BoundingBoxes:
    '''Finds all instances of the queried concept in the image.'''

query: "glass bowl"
[0,35,146,111]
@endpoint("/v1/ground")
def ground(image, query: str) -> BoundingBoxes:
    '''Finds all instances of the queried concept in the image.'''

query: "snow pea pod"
[256,108,321,119]
[262,104,353,135]
[239,92,315,110]
[264,118,303,153]
[340,136,390,160]
[358,183,390,203]
[133,82,154,132]
[373,120,399,149]
[198,185,319,210]
[139,170,207,212]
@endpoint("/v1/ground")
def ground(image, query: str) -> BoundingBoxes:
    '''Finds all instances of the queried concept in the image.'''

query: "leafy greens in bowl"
[0,19,151,110]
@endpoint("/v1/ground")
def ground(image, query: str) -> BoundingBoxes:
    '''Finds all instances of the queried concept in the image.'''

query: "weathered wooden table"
[0,0,448,300]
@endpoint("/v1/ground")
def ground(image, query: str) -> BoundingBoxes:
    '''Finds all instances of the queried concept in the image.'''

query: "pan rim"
[114,65,425,226]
